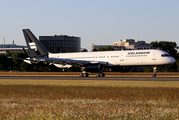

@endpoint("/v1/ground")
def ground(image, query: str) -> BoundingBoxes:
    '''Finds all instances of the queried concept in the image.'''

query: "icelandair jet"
[19,29,175,77]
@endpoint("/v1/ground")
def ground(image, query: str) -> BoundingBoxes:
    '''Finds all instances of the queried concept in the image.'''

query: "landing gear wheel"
[100,73,105,77]
[103,73,105,77]
[83,73,89,77]
[96,73,99,77]
[96,73,105,77]
[152,74,156,77]
[80,73,83,77]
[80,73,89,77]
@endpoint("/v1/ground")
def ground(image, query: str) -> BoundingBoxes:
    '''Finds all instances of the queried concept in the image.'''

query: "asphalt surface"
[0,76,179,81]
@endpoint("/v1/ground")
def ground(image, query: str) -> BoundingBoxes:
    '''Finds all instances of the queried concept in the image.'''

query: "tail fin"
[22,29,48,57]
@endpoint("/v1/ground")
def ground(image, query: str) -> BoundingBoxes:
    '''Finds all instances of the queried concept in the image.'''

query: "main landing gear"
[80,72,89,77]
[152,66,157,77]
[79,71,105,77]
[96,72,105,77]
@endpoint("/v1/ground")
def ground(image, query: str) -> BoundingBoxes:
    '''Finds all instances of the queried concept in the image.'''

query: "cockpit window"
[161,54,170,57]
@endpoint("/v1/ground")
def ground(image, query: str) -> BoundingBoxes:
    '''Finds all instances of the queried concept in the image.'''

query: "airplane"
[16,29,176,77]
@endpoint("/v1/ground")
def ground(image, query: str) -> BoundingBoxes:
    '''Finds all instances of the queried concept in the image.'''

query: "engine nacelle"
[81,63,104,72]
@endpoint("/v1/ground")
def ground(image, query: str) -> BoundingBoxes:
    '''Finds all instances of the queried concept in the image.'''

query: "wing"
[9,56,108,68]
[35,57,108,67]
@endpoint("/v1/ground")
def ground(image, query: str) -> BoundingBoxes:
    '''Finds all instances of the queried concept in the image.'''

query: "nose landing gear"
[152,66,157,77]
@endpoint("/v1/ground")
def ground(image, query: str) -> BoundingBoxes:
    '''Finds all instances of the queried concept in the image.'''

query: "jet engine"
[81,63,104,72]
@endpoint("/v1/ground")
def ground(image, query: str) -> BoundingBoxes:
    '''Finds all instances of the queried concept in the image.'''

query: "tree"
[151,41,178,59]
[92,48,98,51]
[105,46,114,51]
[81,49,88,52]
[97,46,114,51]
[6,53,14,70]
[98,47,106,51]
[0,55,8,70]
[11,53,26,71]
[176,53,179,71]
[20,61,34,71]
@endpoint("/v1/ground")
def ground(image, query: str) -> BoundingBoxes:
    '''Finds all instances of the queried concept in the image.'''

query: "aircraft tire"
[152,74,156,77]
[96,73,105,77]
[83,73,89,77]
[80,73,89,77]
[86,73,89,77]
[102,73,105,77]
[80,73,83,77]
[96,73,100,77]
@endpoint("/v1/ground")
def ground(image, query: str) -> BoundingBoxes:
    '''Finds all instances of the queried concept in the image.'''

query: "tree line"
[0,41,178,72]
[0,53,60,72]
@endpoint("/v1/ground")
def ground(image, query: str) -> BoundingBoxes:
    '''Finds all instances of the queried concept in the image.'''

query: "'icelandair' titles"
[127,51,150,55]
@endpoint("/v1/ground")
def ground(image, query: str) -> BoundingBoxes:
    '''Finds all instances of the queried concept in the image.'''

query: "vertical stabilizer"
[23,29,48,57]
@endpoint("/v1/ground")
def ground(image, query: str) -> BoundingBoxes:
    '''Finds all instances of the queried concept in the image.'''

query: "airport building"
[39,35,81,53]
[113,39,152,50]
[92,39,152,51]
[0,43,27,54]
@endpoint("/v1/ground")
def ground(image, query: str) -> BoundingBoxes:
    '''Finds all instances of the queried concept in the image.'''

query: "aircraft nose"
[170,57,176,64]
[173,58,176,63]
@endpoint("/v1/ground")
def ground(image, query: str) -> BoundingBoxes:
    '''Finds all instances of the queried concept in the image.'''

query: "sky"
[0,0,179,51]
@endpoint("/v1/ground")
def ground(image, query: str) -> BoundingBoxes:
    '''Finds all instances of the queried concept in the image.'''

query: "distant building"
[0,44,27,54]
[39,35,81,53]
[92,44,113,51]
[113,39,152,50]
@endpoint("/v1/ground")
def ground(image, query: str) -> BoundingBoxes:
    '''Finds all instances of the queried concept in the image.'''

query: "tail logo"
[29,42,37,51]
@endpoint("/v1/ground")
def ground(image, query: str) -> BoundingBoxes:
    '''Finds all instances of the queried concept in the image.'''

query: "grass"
[0,79,179,119]
[0,79,179,87]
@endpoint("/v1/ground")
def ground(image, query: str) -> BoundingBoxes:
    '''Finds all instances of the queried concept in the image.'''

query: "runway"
[0,76,179,81]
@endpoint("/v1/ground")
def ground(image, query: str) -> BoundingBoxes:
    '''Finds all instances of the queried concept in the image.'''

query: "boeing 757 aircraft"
[18,29,175,77]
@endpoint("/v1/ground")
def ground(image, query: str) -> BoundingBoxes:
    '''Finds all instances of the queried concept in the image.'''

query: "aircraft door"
[152,53,156,60]
[120,53,124,61]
